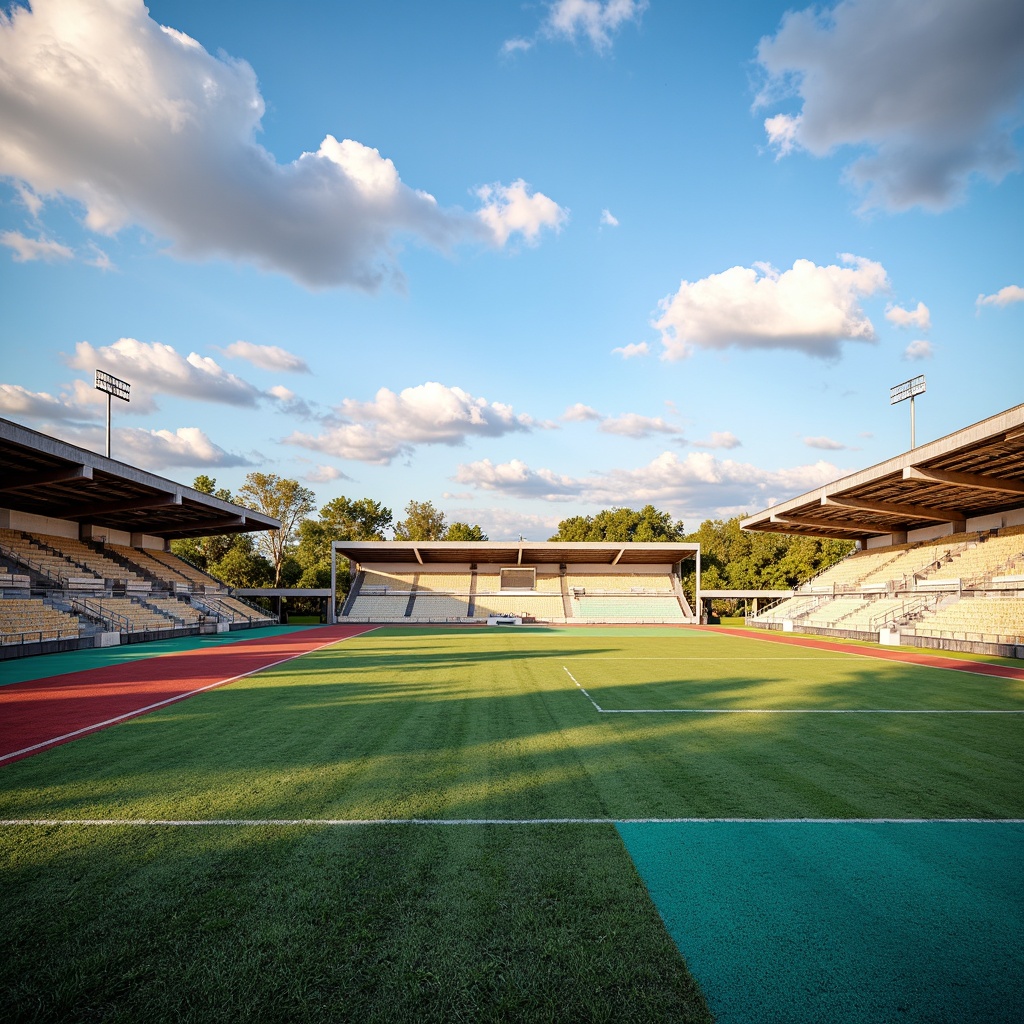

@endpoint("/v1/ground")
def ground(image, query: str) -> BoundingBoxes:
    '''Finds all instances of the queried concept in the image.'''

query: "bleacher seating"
[473,594,565,618]
[34,534,149,587]
[566,573,673,594]
[0,529,101,585]
[143,595,205,625]
[911,597,1024,643]
[408,595,470,619]
[345,594,413,619]
[145,549,223,588]
[0,598,81,643]
[574,594,685,622]
[74,596,177,633]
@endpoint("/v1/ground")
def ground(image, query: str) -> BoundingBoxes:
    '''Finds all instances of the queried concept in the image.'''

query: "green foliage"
[442,521,488,542]
[318,496,393,541]
[170,476,236,570]
[206,536,274,588]
[393,499,447,541]
[235,472,317,586]
[549,505,685,543]
[682,515,854,613]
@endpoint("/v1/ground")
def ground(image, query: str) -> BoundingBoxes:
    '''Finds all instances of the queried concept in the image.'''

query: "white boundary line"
[562,665,1024,714]
[0,627,378,765]
[1,817,1021,826]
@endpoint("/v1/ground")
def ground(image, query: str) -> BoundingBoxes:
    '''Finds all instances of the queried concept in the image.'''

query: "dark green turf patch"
[0,625,318,687]
[0,823,712,1024]
[619,821,1024,1024]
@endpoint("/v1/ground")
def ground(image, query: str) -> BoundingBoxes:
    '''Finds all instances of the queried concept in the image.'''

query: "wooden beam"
[902,465,1024,495]
[821,495,963,522]
[612,547,624,565]
[54,492,182,519]
[413,546,424,565]
[770,513,889,534]
[0,464,93,492]
[165,515,248,534]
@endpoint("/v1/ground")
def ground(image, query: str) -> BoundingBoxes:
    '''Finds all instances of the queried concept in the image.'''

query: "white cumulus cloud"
[804,435,851,451]
[756,0,1024,211]
[885,302,931,330]
[600,209,620,227]
[113,426,252,470]
[455,450,845,518]
[67,338,262,407]
[285,382,537,465]
[562,403,603,422]
[504,0,648,55]
[977,285,1024,308]
[903,340,933,361]
[611,342,650,359]
[476,180,568,246]
[454,459,581,501]
[223,341,310,373]
[653,254,888,360]
[692,431,742,450]
[0,0,565,290]
[1,230,73,263]
[599,413,681,438]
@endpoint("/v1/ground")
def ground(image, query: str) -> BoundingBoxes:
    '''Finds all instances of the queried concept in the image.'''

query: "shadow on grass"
[0,822,713,1024]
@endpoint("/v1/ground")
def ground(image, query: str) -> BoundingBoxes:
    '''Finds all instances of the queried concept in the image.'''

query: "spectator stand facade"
[742,404,1024,658]
[0,418,280,659]
[331,541,701,626]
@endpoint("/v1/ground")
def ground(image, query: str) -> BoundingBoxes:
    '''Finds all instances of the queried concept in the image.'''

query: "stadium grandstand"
[743,403,1024,658]
[332,540,700,625]
[0,417,280,659]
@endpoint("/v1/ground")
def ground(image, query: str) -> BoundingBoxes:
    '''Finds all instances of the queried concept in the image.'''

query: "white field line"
[562,666,602,711]
[562,665,1024,714]
[0,628,378,765]
[1,818,1022,827]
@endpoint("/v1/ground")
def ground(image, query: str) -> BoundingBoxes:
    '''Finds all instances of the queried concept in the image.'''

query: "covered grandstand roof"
[333,540,698,566]
[0,417,279,539]
[743,404,1024,541]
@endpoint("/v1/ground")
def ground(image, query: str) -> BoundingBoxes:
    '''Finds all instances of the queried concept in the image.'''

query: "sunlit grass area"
[2,627,1022,1021]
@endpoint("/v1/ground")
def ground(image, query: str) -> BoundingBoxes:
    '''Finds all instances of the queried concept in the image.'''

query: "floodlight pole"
[889,375,926,450]
[94,370,131,458]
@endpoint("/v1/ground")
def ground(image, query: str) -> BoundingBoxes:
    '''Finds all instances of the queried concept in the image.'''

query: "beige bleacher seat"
[0,529,101,584]
[408,595,471,619]
[143,595,204,625]
[573,594,685,622]
[473,594,565,618]
[0,598,81,643]
[565,573,673,594]
[110,545,196,588]
[912,597,1024,643]
[796,596,871,627]
[800,548,901,589]
[754,595,819,622]
[413,573,473,593]
[34,534,148,586]
[77,596,177,633]
[943,534,1024,583]
[345,594,411,619]
[146,550,224,588]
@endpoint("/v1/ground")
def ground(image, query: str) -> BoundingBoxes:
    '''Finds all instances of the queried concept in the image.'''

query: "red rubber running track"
[0,624,376,766]
[702,625,1024,680]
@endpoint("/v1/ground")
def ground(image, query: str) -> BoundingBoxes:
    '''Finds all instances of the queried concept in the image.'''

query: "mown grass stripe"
[4,818,1023,826]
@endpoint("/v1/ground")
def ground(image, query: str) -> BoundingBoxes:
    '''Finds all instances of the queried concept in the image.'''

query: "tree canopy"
[235,472,317,586]
[393,499,447,541]
[549,505,685,543]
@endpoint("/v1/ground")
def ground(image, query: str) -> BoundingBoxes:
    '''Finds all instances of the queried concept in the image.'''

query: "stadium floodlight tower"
[890,374,926,449]
[94,369,130,458]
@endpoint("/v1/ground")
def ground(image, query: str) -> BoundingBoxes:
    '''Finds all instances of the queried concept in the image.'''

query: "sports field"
[2,625,1022,1022]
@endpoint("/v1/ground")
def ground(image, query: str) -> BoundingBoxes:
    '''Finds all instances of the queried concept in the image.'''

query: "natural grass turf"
[1,823,711,1023]
[2,628,1021,821]
[2,627,1022,1021]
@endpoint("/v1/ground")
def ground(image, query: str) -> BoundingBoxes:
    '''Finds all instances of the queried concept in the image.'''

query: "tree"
[207,535,273,588]
[170,475,236,569]
[443,522,488,542]
[235,472,317,586]
[393,499,446,541]
[549,505,684,543]
[319,496,393,541]
[293,495,393,597]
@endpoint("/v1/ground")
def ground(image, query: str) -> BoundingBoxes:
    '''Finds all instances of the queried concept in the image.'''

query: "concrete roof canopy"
[742,405,1024,542]
[0,417,279,539]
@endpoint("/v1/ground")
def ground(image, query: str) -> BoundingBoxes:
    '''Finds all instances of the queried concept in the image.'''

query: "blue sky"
[1,0,1022,539]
